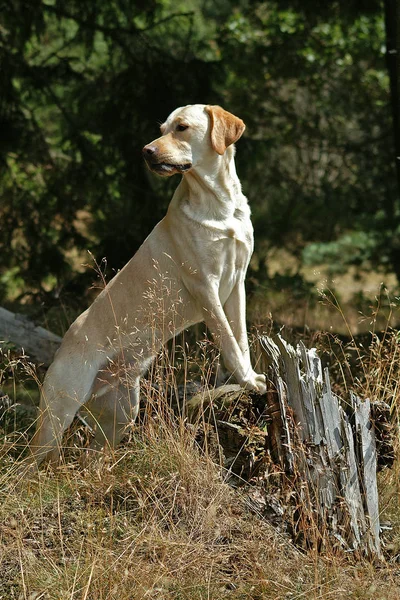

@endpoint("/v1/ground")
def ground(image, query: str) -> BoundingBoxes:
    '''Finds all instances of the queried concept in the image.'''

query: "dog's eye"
[176,124,189,132]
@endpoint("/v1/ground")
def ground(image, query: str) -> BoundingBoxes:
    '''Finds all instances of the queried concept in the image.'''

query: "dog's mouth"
[146,161,192,176]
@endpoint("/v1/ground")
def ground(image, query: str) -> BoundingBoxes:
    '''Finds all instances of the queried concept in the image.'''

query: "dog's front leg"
[199,290,266,393]
[223,281,266,393]
[223,279,252,370]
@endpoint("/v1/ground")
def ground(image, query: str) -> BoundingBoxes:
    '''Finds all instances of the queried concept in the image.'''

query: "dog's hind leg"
[83,369,140,451]
[27,348,107,468]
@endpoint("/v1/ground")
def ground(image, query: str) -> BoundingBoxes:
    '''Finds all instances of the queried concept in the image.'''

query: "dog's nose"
[142,144,157,157]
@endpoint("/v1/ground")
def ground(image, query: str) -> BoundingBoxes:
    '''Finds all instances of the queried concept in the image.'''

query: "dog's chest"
[172,204,253,300]
[213,218,253,298]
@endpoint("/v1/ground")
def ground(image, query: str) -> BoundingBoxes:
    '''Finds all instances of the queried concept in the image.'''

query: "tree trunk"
[384,0,400,192]
[0,306,61,366]
[384,0,400,281]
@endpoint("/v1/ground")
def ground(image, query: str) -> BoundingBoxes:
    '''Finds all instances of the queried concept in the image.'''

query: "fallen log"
[0,306,62,366]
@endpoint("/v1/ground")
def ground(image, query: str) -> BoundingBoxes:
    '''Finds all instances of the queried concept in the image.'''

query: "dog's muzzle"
[142,144,192,175]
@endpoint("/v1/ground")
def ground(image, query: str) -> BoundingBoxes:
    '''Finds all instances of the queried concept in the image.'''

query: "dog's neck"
[171,146,249,223]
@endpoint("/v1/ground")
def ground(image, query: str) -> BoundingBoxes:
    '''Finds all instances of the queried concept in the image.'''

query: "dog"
[27,104,267,467]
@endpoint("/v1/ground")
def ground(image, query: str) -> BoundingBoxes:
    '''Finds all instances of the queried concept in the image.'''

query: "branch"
[43,5,194,39]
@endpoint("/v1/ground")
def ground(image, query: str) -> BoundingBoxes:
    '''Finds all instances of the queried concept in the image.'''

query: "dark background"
[1,0,399,332]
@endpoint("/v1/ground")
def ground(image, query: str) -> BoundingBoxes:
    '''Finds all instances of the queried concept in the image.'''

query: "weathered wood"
[259,334,382,557]
[340,409,365,548]
[180,332,390,557]
[0,306,62,366]
[353,393,380,554]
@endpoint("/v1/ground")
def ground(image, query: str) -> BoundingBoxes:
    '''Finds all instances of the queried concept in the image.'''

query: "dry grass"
[255,248,400,335]
[1,287,400,599]
[1,419,400,600]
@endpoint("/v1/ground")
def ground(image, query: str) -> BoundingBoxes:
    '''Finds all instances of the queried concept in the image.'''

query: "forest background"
[1,0,400,334]
[3,4,400,598]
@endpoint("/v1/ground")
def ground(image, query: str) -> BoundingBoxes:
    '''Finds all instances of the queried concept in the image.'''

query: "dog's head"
[142,104,245,177]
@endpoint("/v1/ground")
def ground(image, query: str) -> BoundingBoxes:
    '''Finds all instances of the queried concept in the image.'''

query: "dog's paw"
[241,372,267,394]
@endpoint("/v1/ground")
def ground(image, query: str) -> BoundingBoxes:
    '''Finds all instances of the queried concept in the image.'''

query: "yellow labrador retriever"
[28,104,266,467]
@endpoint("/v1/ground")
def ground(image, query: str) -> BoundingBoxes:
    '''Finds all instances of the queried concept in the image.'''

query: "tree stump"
[187,334,390,558]
[259,335,382,557]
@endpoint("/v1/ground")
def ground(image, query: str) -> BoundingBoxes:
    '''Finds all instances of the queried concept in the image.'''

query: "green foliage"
[303,231,378,273]
[0,0,398,309]
[218,3,396,248]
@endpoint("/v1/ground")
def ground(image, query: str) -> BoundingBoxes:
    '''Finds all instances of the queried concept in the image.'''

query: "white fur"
[27,104,266,467]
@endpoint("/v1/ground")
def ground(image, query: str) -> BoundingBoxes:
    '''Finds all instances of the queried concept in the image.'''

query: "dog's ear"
[205,105,246,155]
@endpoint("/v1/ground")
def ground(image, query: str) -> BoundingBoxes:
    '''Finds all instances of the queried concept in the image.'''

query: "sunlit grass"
[1,288,400,598]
